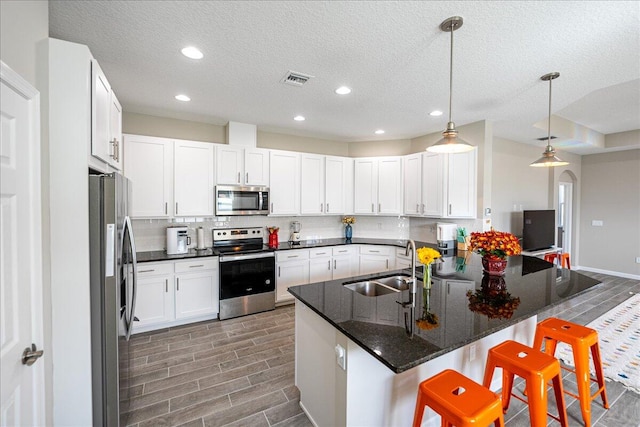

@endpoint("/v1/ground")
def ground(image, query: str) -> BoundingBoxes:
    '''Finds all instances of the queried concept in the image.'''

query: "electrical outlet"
[469,344,477,362]
[636,257,640,264]
[592,220,604,226]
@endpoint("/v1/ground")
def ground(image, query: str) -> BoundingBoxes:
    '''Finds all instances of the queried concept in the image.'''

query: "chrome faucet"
[406,239,417,296]
[400,239,417,339]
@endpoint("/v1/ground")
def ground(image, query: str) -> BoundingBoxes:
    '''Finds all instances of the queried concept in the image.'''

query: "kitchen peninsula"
[289,253,601,426]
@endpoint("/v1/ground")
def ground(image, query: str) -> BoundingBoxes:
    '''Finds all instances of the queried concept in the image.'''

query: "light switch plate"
[335,344,346,370]
[591,220,604,227]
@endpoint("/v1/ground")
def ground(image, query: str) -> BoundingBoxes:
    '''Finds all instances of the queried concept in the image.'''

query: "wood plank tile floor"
[122,271,639,427]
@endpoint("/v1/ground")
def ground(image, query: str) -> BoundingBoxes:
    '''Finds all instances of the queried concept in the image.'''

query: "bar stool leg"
[501,370,515,412]
[525,375,549,427]
[591,343,610,409]
[412,390,427,427]
[574,341,594,426]
[552,373,569,427]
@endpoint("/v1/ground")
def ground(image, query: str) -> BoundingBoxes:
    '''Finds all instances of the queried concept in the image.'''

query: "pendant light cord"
[448,24,454,124]
[547,75,552,149]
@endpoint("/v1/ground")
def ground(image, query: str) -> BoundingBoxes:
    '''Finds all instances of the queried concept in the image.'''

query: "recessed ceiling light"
[375,130,385,135]
[175,94,191,102]
[335,86,352,95]
[294,115,306,121]
[429,110,443,117]
[181,46,203,60]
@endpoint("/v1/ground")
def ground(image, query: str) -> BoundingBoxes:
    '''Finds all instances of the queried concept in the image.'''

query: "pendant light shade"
[530,72,569,167]
[427,16,475,154]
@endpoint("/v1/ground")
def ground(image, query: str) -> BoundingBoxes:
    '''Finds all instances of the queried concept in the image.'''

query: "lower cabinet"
[276,250,310,303]
[133,258,219,334]
[359,245,395,275]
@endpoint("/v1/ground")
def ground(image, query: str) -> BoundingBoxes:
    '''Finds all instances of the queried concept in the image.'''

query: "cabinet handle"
[333,259,337,269]
[165,279,168,293]
[317,252,326,255]
[378,203,381,213]
[270,203,273,213]
[386,259,389,269]
[138,269,155,273]
[449,204,452,215]
[337,250,347,253]
[421,204,425,214]
[371,203,374,213]
[176,278,180,291]
[416,203,419,213]
[370,250,380,253]
[328,260,331,270]
[115,139,119,161]
[176,202,179,215]
[288,255,298,258]
[165,202,168,215]
[321,203,323,213]
[246,172,249,183]
[278,266,281,277]
[237,172,241,184]
[189,264,204,268]
[326,203,329,213]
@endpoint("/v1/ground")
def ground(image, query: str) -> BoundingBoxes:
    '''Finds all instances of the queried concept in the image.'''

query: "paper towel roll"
[196,227,206,249]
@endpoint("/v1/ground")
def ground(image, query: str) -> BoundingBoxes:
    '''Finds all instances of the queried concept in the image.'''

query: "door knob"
[22,343,44,366]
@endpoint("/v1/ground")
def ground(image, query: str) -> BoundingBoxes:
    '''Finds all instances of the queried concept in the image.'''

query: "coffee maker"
[289,221,301,244]
[167,225,190,254]
[436,223,457,257]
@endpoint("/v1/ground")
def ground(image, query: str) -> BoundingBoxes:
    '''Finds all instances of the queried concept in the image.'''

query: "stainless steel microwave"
[215,185,269,216]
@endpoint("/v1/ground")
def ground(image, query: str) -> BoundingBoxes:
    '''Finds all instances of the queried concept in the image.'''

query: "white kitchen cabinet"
[134,263,174,330]
[358,245,395,275]
[309,255,333,283]
[91,59,122,170]
[300,155,350,215]
[269,150,300,215]
[174,259,219,319]
[276,250,310,303]
[332,246,359,280]
[174,140,215,216]
[403,153,422,216]
[354,157,402,215]
[124,134,173,218]
[215,145,269,186]
[421,149,476,218]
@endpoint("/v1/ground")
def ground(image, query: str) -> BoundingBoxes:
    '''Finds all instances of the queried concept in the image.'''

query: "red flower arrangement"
[467,276,521,320]
[468,230,522,260]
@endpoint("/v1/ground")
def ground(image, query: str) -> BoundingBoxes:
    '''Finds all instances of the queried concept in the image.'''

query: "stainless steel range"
[214,227,276,320]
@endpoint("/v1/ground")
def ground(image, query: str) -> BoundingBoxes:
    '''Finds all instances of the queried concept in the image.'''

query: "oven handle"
[219,252,275,262]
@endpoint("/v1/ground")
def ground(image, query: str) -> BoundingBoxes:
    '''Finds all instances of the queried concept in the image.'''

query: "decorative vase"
[481,255,508,276]
[268,232,279,249]
[345,224,352,240]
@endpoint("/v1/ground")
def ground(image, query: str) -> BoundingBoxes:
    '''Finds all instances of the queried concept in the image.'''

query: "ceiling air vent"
[536,136,557,141]
[281,70,314,87]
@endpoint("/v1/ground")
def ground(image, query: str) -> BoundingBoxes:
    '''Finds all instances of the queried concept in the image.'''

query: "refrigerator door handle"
[122,215,138,341]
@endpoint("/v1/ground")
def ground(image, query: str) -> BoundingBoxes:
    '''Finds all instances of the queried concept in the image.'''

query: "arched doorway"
[558,171,577,256]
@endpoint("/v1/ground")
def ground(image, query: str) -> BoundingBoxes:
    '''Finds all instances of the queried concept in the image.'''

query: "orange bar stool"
[544,253,558,264]
[413,369,505,427]
[533,318,609,426]
[483,340,568,427]
[559,253,571,269]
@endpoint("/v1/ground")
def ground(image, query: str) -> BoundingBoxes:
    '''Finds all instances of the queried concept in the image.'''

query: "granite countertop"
[288,253,602,374]
[137,238,436,262]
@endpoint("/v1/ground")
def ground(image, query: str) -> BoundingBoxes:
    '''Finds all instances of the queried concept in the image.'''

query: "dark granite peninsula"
[289,253,601,427]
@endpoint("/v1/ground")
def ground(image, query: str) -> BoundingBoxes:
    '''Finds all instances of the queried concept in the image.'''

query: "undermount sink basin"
[374,275,412,291]
[344,281,400,297]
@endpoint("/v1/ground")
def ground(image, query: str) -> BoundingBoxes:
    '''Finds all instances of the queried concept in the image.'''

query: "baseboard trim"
[574,265,640,280]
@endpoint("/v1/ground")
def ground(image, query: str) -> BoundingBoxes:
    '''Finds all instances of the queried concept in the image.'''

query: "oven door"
[219,252,275,299]
[215,185,269,216]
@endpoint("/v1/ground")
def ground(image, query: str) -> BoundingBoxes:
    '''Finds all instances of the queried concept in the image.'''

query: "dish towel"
[556,293,640,394]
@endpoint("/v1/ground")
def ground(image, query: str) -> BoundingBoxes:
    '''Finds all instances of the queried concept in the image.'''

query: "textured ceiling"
[49,1,640,154]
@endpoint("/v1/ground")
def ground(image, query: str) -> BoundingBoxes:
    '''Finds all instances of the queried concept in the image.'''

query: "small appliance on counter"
[436,223,458,257]
[289,221,301,244]
[167,225,190,255]
[196,226,206,250]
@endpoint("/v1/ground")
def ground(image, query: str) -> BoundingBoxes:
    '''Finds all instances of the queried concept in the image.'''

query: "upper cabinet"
[300,154,352,215]
[354,157,402,215]
[215,146,269,186]
[91,60,122,170]
[269,150,300,215]
[174,140,215,216]
[124,135,214,218]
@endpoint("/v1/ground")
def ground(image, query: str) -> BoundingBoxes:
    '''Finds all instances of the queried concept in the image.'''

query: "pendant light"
[530,72,569,167]
[427,16,474,154]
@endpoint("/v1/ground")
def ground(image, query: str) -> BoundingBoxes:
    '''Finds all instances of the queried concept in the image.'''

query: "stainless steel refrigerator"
[89,173,138,426]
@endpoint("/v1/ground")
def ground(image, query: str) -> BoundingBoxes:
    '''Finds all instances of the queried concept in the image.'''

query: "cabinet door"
[324,156,347,215]
[134,275,174,329]
[403,154,422,215]
[269,151,300,215]
[174,140,215,216]
[377,157,402,215]
[309,257,332,283]
[108,92,122,170]
[124,135,173,218]
[90,59,111,164]
[300,154,325,215]
[215,146,243,185]
[354,159,378,214]
[244,148,270,186]
[359,255,390,275]
[175,270,218,319]
[332,254,358,280]
[422,152,445,217]
[276,260,309,302]
[447,149,477,218]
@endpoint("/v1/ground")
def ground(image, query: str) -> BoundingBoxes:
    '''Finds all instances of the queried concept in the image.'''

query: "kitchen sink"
[374,275,412,291]
[344,281,400,297]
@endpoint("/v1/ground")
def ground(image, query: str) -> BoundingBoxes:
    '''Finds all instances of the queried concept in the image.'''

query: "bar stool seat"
[533,317,609,426]
[413,369,504,427]
[483,340,568,427]
[544,253,571,269]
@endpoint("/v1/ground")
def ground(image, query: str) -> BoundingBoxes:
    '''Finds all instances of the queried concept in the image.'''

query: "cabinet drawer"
[332,246,357,256]
[309,248,331,258]
[174,258,218,273]
[360,245,392,256]
[137,262,173,277]
[276,249,310,262]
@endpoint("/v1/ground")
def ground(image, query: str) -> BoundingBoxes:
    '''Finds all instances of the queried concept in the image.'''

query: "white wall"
[579,149,640,276]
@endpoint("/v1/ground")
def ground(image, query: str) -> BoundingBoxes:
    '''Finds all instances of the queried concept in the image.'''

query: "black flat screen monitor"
[523,210,555,251]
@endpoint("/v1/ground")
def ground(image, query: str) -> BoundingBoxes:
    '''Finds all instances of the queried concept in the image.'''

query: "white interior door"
[0,62,45,425]
[558,182,573,255]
